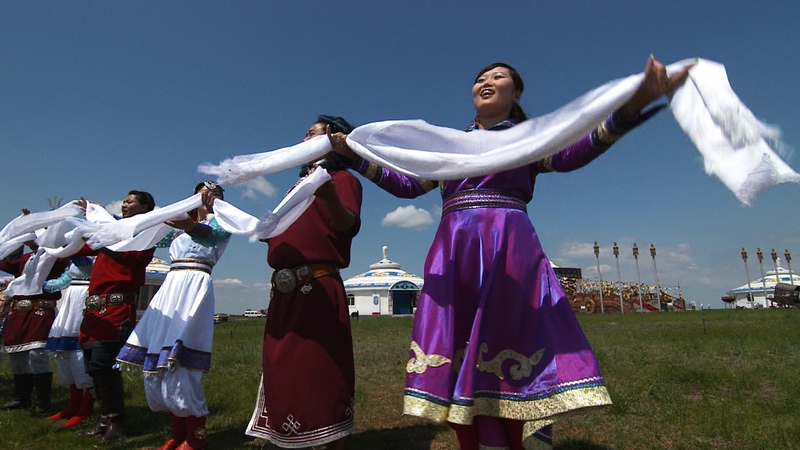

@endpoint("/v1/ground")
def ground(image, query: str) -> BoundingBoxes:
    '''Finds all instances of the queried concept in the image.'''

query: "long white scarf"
[3,248,58,297]
[0,202,83,244]
[44,167,332,255]
[0,233,35,261]
[4,210,84,295]
[198,58,798,206]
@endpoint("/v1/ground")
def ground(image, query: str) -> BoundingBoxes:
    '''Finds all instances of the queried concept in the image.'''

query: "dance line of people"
[0,114,359,449]
[5,54,784,450]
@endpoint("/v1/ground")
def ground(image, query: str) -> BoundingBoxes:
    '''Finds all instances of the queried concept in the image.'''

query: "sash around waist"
[442,189,527,215]
[170,259,214,274]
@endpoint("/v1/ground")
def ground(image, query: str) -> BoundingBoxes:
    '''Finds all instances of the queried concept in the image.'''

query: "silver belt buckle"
[109,293,124,304]
[274,269,296,294]
[85,295,103,311]
[16,299,33,312]
[40,300,55,309]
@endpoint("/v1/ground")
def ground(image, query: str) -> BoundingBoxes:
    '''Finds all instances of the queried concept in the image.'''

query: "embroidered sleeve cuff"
[351,156,383,183]
[592,104,666,148]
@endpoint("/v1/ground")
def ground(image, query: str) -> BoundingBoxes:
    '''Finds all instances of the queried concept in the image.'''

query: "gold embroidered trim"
[479,445,512,450]
[403,393,450,422]
[522,420,555,450]
[406,341,451,374]
[417,178,438,192]
[452,348,465,374]
[594,120,622,145]
[539,155,555,172]
[364,162,380,182]
[404,385,611,425]
[477,344,545,381]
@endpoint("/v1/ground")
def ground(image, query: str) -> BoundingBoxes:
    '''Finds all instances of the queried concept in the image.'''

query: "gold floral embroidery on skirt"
[406,340,451,374]
[477,343,545,380]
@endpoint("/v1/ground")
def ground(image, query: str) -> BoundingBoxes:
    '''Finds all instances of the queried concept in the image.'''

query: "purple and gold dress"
[350,114,639,448]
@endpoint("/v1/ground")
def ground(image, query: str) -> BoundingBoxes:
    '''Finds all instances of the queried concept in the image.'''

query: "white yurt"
[723,261,800,309]
[344,246,423,316]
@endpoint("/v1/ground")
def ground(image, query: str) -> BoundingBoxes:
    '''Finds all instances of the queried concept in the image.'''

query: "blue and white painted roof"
[726,264,799,295]
[344,246,423,291]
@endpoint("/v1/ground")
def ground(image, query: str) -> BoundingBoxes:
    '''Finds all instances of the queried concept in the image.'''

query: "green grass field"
[2,309,800,449]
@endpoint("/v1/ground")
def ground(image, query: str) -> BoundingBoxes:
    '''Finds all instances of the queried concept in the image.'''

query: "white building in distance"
[724,260,800,309]
[344,246,423,316]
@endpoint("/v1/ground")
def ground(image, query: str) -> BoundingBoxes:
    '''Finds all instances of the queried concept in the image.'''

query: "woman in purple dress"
[331,56,689,449]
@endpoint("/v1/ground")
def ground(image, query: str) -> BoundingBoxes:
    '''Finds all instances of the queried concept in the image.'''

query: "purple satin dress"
[352,116,636,446]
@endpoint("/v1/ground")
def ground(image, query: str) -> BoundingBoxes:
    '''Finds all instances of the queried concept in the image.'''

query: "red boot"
[176,416,207,450]
[158,413,187,450]
[62,387,95,428]
[47,384,81,421]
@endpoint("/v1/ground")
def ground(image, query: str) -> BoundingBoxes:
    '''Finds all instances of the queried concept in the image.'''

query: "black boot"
[1,374,34,410]
[98,370,126,444]
[32,372,53,415]
[77,376,107,437]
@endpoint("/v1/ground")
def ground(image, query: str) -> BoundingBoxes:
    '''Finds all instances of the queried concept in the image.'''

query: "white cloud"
[241,177,277,200]
[105,200,122,216]
[214,278,246,288]
[381,205,435,229]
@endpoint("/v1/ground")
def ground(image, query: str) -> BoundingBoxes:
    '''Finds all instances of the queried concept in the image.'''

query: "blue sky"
[2,1,799,313]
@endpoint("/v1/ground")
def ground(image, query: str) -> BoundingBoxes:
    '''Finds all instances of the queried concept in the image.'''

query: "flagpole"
[614,242,623,314]
[594,241,605,314]
[633,243,643,312]
[650,244,662,312]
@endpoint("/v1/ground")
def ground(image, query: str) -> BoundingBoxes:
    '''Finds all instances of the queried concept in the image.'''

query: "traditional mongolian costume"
[246,168,362,448]
[44,257,96,427]
[0,250,68,413]
[77,243,155,442]
[347,114,643,448]
[117,216,230,450]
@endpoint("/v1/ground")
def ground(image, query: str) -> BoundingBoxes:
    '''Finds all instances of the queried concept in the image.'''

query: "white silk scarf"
[44,167,332,254]
[0,202,83,244]
[198,58,799,206]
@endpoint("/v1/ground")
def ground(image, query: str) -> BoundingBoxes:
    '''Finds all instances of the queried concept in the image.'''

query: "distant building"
[343,246,423,316]
[724,262,799,309]
[135,256,169,312]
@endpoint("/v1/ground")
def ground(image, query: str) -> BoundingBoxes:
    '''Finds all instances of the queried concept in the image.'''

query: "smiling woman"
[329,57,691,450]
[471,62,526,128]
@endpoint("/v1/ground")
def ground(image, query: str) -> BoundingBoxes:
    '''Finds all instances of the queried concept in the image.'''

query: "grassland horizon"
[1,308,799,449]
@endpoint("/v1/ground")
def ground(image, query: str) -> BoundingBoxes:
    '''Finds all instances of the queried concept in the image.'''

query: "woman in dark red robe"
[246,115,362,450]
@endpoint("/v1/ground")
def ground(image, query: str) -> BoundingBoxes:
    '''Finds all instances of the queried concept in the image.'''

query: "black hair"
[474,62,528,122]
[315,115,354,134]
[299,115,353,177]
[128,190,155,212]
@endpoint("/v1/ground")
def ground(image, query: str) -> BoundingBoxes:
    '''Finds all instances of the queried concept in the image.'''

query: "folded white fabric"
[0,233,35,261]
[198,135,332,185]
[203,166,331,240]
[2,247,58,297]
[669,60,800,206]
[82,194,203,249]
[198,58,798,206]
[46,168,332,254]
[0,202,82,244]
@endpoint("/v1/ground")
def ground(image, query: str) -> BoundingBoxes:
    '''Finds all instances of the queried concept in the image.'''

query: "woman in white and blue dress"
[117,182,229,450]
[44,256,96,428]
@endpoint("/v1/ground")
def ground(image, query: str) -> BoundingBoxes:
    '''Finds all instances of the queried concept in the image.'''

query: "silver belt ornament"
[274,266,314,295]
[15,299,55,315]
[84,293,131,313]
